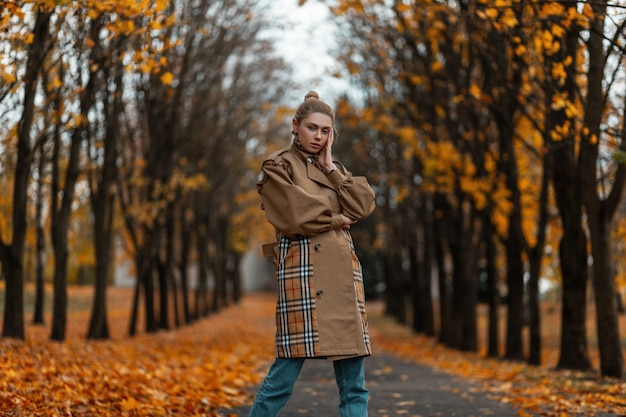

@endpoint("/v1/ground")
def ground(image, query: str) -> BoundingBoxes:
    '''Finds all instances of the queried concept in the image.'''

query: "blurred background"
[0,0,624,378]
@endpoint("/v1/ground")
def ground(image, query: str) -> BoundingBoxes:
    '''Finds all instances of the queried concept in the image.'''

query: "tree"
[49,10,103,341]
[330,0,625,377]
[1,8,52,340]
[578,0,625,378]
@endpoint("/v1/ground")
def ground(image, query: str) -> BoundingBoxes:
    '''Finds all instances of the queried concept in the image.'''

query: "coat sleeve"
[328,162,376,221]
[258,159,344,237]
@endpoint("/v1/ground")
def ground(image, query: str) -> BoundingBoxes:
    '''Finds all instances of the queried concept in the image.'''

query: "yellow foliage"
[230,190,274,254]
[551,61,567,85]
[430,60,443,73]
[469,83,482,100]
[153,0,169,12]
[542,30,560,56]
[550,24,565,39]
[395,3,410,13]
[500,9,518,29]
[334,0,365,15]
[410,75,424,85]
[549,120,571,142]
[541,2,565,17]
[160,71,175,86]
[395,185,410,204]
[567,6,591,29]
[484,8,499,19]
[581,3,594,19]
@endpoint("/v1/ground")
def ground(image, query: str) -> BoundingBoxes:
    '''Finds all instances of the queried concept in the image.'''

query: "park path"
[220,351,519,417]
[217,316,521,417]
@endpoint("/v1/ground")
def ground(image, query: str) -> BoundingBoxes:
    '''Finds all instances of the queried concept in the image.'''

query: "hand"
[319,128,337,172]
[340,214,355,229]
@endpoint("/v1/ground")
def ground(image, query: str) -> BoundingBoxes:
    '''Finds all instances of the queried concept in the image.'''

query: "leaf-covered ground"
[1,287,624,416]
[1,288,276,416]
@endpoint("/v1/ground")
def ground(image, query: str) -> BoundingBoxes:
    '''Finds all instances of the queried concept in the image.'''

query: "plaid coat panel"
[275,234,320,358]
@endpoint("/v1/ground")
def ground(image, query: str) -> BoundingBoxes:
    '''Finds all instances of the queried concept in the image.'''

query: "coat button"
[316,290,324,299]
[306,157,313,163]
[314,244,321,252]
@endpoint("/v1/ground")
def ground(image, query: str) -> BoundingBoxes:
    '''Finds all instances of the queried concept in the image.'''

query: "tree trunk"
[179,209,193,324]
[434,196,453,345]
[578,0,623,379]
[231,252,242,303]
[547,9,591,371]
[143,243,158,333]
[588,216,623,377]
[128,253,142,336]
[50,14,102,341]
[526,253,541,365]
[449,195,477,351]
[483,210,500,358]
[384,235,407,323]
[33,146,47,325]
[504,227,525,361]
[1,10,51,341]
[87,47,123,340]
[413,199,434,336]
[195,219,210,318]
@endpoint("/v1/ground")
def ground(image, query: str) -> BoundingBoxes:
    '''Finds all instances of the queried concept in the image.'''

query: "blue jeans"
[248,356,368,417]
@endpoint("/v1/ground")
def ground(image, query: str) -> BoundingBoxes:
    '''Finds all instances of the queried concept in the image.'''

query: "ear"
[292,118,298,134]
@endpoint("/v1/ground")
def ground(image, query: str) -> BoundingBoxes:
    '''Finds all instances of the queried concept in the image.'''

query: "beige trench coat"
[257,142,376,360]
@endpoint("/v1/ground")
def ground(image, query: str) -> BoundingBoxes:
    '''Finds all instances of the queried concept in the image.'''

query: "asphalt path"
[219,352,519,417]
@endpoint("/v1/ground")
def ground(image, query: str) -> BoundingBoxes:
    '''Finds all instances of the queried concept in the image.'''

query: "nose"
[314,129,322,140]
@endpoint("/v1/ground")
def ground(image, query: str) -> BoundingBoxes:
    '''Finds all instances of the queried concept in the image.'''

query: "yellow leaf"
[551,62,567,83]
[395,3,410,13]
[501,9,518,28]
[121,397,140,411]
[484,8,498,19]
[469,83,482,100]
[160,71,175,85]
[551,24,565,39]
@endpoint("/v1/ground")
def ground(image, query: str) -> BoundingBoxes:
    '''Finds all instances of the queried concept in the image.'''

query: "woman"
[250,91,376,417]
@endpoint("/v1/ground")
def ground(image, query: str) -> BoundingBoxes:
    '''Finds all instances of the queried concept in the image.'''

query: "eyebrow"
[305,122,331,129]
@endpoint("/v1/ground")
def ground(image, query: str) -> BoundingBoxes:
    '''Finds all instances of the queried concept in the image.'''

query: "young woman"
[250,91,376,417]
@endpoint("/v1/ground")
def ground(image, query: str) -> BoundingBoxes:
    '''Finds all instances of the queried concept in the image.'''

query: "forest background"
[0,0,625,399]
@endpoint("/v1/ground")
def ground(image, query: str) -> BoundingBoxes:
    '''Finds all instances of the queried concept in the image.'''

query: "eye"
[308,126,316,131]
[322,128,330,134]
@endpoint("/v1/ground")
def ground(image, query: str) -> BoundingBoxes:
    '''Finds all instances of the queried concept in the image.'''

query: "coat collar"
[289,141,334,189]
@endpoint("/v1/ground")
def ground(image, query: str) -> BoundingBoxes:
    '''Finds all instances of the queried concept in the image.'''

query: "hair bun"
[304,91,319,101]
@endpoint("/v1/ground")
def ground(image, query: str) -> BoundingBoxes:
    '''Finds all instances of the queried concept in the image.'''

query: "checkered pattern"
[348,231,371,352]
[275,234,320,357]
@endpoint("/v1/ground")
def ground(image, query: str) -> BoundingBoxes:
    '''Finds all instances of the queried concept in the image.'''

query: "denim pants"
[248,356,368,417]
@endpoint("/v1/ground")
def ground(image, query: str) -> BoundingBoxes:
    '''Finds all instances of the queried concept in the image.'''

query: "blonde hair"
[293,91,335,125]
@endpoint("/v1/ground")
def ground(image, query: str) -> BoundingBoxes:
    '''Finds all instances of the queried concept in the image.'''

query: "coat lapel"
[304,156,334,188]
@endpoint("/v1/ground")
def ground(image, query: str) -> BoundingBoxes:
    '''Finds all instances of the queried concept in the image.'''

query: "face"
[293,112,333,154]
